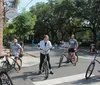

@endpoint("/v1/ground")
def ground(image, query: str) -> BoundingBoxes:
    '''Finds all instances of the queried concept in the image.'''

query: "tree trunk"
[0,0,3,54]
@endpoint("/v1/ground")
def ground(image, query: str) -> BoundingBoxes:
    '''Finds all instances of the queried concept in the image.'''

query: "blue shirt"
[69,39,77,49]
[11,43,21,55]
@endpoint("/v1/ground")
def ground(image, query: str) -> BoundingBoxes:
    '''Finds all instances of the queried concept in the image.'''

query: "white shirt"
[39,40,52,54]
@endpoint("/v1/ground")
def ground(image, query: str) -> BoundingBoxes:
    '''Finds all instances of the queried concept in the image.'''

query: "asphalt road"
[7,46,100,85]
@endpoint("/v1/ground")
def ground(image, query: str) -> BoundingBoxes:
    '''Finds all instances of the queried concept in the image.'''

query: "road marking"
[92,82,100,85]
[33,73,94,85]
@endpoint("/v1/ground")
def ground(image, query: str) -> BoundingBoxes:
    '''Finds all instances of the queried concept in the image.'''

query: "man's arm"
[39,41,44,50]
[18,44,23,53]
[20,47,23,52]
[75,40,78,49]
[48,41,53,49]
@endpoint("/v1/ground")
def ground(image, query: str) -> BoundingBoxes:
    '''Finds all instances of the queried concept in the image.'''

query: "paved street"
[3,46,100,85]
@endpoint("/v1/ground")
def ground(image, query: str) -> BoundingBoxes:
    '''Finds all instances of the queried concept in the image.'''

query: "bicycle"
[58,48,78,67]
[85,50,99,79]
[1,54,22,72]
[40,49,51,79]
[0,55,13,85]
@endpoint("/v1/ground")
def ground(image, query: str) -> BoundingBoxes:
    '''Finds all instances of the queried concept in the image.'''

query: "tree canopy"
[4,0,100,45]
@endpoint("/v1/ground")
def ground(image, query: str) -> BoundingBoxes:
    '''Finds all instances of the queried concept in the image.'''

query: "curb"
[25,53,37,58]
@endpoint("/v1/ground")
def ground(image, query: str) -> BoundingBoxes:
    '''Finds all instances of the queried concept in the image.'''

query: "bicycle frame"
[2,56,19,71]
[92,52,100,64]
[41,50,50,71]
[6,56,15,66]
[44,54,48,62]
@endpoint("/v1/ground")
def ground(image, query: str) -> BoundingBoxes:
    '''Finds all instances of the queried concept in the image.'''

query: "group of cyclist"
[5,34,78,74]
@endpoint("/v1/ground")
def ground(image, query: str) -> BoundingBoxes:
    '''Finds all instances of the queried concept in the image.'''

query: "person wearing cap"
[9,39,23,72]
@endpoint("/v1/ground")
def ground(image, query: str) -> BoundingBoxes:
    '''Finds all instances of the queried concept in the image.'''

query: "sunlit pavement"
[6,46,100,85]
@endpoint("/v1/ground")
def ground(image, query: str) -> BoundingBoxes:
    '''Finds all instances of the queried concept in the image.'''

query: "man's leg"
[47,54,51,69]
[66,48,70,63]
[15,57,21,72]
[39,53,45,74]
[47,54,53,74]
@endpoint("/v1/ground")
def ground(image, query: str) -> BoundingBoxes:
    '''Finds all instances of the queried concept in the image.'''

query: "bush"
[3,39,11,48]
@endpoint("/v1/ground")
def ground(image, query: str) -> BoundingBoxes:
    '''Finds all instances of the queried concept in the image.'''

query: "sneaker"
[17,69,21,73]
[38,70,41,75]
[50,70,54,74]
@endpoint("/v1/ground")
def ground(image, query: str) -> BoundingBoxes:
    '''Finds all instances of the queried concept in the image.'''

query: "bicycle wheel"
[85,62,95,79]
[14,58,22,71]
[43,62,49,79]
[58,55,64,68]
[1,61,11,72]
[0,71,13,85]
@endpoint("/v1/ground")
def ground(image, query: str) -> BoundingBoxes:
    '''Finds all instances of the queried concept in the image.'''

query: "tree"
[3,23,15,39]
[13,12,37,40]
[29,0,100,45]
[80,0,100,45]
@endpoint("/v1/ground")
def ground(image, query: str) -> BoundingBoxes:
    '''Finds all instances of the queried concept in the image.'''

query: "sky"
[18,0,48,12]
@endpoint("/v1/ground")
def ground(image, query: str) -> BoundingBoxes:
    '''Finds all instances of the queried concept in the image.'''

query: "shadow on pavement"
[52,64,72,69]
[72,75,100,85]
[11,70,49,82]
[11,71,38,80]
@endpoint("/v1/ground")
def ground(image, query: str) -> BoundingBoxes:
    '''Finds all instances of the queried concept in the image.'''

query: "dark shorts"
[68,48,75,53]
[10,54,23,58]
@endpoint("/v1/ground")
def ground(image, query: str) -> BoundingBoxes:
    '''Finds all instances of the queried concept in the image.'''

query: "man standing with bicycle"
[8,39,23,72]
[67,34,78,62]
[38,35,54,75]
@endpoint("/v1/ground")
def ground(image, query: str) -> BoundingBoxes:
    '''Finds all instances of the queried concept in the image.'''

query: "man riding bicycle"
[7,39,23,72]
[38,35,54,75]
[67,34,78,62]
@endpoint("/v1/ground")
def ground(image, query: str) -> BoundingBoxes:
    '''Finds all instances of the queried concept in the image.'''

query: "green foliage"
[3,11,37,45]
[3,24,15,48]
[4,0,100,45]
[13,12,37,39]
[30,0,100,44]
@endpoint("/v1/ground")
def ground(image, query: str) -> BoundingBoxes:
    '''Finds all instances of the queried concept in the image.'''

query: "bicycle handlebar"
[40,48,51,51]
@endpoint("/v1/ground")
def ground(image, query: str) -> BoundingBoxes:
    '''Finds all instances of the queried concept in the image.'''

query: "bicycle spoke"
[0,72,13,85]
